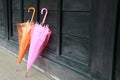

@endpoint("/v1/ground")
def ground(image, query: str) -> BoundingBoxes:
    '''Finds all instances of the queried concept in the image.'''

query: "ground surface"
[0,46,51,80]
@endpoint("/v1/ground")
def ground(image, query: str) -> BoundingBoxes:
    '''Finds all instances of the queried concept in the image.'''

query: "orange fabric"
[17,21,34,64]
[17,23,24,47]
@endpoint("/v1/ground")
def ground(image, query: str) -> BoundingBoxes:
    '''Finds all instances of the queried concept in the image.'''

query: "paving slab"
[0,46,51,80]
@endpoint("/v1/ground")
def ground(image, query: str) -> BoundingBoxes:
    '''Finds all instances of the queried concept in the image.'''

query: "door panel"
[61,35,90,64]
[24,0,38,10]
[12,10,21,39]
[40,0,58,10]
[91,0,118,80]
[60,0,91,76]
[62,0,91,11]
[0,0,6,38]
[24,0,38,22]
[10,0,22,41]
[62,12,91,38]
[115,2,120,79]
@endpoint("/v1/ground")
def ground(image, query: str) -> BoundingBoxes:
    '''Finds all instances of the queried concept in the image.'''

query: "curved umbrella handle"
[28,7,35,22]
[41,8,48,24]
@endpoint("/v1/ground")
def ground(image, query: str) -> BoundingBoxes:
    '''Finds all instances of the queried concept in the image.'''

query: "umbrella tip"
[16,64,20,72]
[25,71,28,78]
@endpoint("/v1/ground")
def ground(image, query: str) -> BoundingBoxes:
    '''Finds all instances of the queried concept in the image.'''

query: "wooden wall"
[0,0,118,80]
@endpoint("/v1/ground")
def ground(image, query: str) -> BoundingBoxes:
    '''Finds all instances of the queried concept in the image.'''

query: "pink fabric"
[27,23,52,72]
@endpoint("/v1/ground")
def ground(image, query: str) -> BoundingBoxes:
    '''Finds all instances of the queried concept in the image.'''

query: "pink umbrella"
[27,8,52,73]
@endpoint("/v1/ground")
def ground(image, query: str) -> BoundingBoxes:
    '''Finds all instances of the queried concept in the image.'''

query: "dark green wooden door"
[0,0,118,80]
[0,0,6,38]
[115,17,120,80]
[115,1,120,79]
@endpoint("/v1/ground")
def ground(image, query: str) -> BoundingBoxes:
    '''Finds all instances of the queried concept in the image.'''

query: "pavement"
[0,46,52,80]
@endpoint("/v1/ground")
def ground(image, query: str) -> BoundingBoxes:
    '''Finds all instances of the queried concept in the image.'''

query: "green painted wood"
[24,0,38,10]
[42,51,90,76]
[61,35,90,64]
[0,12,5,36]
[0,0,118,80]
[62,0,91,11]
[115,24,120,80]
[62,12,91,38]
[40,0,58,10]
[115,71,120,80]
[12,0,21,10]
[0,0,3,9]
[0,0,6,38]
[23,0,38,22]
[12,10,21,24]
[61,0,91,75]
[10,0,22,41]
[115,1,120,80]
[91,0,118,80]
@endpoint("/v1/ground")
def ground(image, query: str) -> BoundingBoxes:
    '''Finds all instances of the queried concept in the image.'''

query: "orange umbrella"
[17,7,35,64]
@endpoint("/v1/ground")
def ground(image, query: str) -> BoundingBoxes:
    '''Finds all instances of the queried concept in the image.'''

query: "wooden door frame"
[113,0,120,80]
[90,0,118,80]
